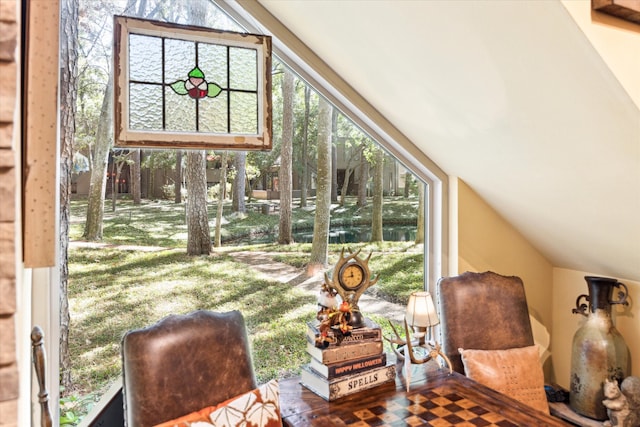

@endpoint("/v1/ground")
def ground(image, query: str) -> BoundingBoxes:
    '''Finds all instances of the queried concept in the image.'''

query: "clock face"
[340,263,365,290]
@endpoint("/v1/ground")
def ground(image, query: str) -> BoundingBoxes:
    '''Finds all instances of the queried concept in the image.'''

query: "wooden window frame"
[113,16,272,151]
[592,0,640,25]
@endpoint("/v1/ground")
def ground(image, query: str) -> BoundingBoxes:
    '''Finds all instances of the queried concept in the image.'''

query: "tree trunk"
[83,69,112,240]
[300,86,310,208]
[132,149,141,204]
[214,151,228,247]
[416,181,425,244]
[339,146,358,206]
[247,175,257,204]
[111,158,117,212]
[59,0,79,392]
[371,147,384,242]
[339,168,351,207]
[186,151,211,254]
[232,151,246,213]
[110,154,127,212]
[185,0,211,254]
[147,166,156,199]
[331,110,338,203]
[174,150,182,203]
[357,144,368,208]
[309,97,332,271]
[404,171,412,198]
[279,69,294,244]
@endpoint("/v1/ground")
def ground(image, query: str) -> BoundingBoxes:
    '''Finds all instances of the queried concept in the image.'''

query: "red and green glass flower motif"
[170,66,222,99]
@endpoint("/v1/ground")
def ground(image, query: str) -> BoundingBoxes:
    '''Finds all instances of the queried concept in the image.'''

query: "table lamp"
[406,291,439,346]
[386,291,453,373]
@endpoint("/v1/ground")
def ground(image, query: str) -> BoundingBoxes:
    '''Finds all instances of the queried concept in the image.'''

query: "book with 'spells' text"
[300,361,396,401]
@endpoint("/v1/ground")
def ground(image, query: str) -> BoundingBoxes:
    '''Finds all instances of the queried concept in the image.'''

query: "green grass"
[66,197,424,421]
[68,248,317,392]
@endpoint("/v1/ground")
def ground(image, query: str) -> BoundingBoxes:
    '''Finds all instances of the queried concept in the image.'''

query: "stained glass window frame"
[113,15,272,151]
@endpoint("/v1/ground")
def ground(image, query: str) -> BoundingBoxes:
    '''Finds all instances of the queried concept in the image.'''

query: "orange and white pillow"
[153,379,281,427]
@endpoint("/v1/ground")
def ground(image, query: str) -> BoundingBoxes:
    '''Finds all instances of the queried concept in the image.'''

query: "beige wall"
[456,179,555,330]
[454,178,640,386]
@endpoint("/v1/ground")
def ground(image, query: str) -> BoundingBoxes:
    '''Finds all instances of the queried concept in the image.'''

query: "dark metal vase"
[569,276,629,420]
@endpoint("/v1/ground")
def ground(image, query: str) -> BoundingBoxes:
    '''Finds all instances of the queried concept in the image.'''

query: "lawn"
[64,197,424,423]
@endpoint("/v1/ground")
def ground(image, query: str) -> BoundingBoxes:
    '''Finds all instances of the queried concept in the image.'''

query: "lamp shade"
[406,291,439,328]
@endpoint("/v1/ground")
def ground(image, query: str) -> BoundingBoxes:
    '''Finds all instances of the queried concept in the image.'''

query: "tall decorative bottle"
[570,276,629,420]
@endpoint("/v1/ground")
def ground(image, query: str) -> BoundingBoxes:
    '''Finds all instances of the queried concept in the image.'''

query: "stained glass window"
[114,16,272,150]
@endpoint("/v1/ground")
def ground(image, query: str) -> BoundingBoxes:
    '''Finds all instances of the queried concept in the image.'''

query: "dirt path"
[229,250,406,323]
[230,251,309,285]
[69,242,406,323]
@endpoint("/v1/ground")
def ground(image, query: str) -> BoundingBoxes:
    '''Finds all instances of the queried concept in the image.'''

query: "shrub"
[161,184,174,200]
[207,182,232,201]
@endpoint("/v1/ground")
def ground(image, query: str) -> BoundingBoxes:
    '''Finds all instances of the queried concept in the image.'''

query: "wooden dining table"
[278,361,571,426]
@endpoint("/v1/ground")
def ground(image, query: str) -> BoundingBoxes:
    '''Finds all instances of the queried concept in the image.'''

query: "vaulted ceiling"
[248,0,640,281]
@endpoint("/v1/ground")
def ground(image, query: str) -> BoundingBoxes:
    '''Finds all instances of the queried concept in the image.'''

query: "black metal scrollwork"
[572,294,589,316]
[611,281,629,306]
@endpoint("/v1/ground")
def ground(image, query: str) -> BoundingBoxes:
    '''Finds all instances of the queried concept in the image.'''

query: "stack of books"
[300,318,396,401]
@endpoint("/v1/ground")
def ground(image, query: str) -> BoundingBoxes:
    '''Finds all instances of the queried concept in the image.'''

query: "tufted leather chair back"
[122,310,257,427]
[437,271,534,374]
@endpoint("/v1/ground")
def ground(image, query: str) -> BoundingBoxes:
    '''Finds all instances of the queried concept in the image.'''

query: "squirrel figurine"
[603,376,640,427]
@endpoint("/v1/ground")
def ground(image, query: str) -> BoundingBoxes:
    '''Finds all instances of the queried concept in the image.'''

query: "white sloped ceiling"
[257,0,640,281]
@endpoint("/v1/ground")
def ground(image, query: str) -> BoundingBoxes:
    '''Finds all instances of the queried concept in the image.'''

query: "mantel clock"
[323,248,379,328]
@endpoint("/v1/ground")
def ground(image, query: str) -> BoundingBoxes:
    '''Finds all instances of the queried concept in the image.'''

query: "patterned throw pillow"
[153,379,281,427]
[459,345,549,414]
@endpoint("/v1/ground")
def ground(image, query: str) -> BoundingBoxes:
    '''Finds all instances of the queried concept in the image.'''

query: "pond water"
[243,224,417,244]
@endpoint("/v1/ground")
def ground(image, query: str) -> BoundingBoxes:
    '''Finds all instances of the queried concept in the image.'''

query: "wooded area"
[59,0,426,407]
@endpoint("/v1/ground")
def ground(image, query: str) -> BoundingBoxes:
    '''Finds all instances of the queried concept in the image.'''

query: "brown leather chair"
[436,271,534,374]
[121,310,257,427]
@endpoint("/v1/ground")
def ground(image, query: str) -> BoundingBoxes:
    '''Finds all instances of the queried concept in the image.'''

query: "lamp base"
[384,319,453,374]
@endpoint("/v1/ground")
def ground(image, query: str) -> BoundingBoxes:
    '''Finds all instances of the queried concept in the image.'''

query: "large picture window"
[35,1,447,425]
[113,16,272,150]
